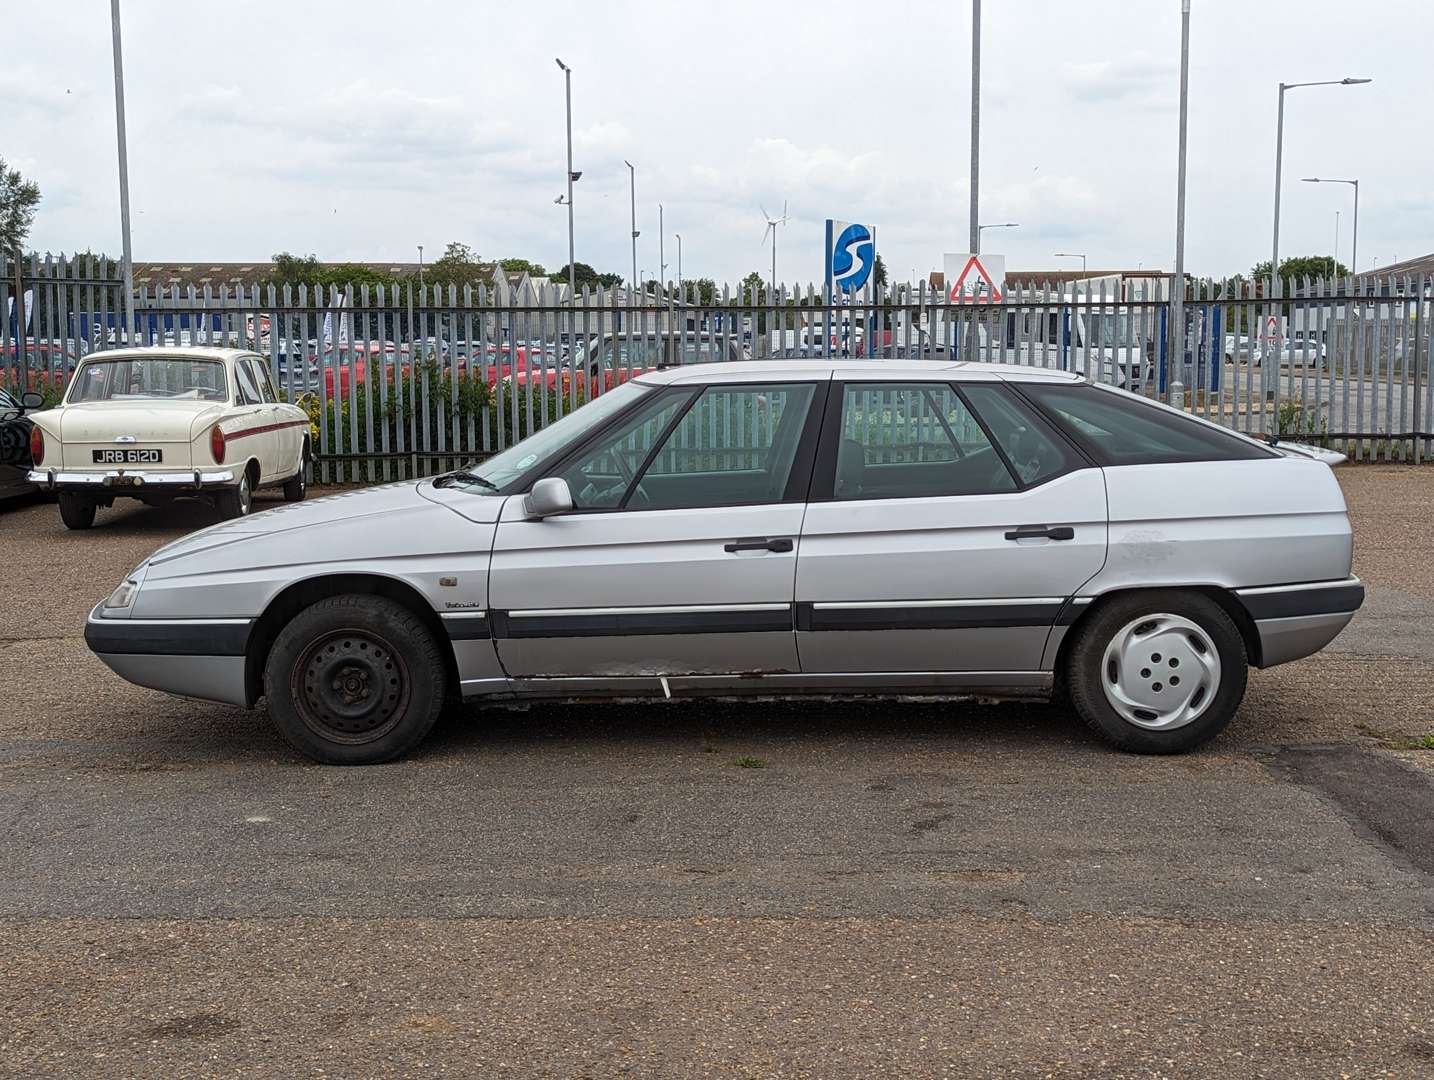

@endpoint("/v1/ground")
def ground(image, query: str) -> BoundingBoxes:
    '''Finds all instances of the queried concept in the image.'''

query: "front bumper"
[85,603,253,706]
[28,467,236,492]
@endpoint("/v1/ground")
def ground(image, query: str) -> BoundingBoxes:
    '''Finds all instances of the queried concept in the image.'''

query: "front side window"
[1022,382,1276,465]
[632,383,816,510]
[554,391,689,509]
[234,361,263,405]
[835,382,1016,500]
[248,360,279,403]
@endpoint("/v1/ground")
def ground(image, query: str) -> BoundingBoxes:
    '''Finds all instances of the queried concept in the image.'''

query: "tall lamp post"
[1301,177,1359,277]
[976,222,1018,252]
[624,160,639,290]
[1271,77,1370,288]
[969,0,981,255]
[110,0,135,341]
[1053,252,1088,275]
[658,203,665,287]
[556,58,577,306]
[1172,0,1191,405]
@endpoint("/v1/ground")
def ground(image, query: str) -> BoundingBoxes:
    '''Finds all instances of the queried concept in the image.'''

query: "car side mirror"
[524,477,573,520]
[20,392,44,411]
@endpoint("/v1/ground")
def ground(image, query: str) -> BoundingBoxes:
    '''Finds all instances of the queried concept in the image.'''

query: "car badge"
[114,435,137,444]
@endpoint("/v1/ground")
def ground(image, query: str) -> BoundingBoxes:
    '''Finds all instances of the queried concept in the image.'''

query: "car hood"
[49,400,226,443]
[146,479,506,569]
[1270,441,1347,465]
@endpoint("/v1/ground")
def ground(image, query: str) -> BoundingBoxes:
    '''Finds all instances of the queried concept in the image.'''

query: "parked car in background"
[1253,338,1327,368]
[85,358,1361,765]
[0,386,46,502]
[27,347,311,529]
[510,333,747,394]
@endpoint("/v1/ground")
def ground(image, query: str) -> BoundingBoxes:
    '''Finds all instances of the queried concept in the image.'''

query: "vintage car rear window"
[68,358,229,403]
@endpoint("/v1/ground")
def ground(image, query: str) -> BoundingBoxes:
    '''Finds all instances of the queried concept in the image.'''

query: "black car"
[0,387,45,501]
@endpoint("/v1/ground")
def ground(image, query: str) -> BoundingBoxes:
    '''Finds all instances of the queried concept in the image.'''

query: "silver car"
[85,359,1363,764]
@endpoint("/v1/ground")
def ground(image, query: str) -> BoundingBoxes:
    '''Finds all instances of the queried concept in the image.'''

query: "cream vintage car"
[27,346,310,529]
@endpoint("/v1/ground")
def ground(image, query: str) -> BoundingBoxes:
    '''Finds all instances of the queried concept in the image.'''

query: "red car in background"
[507,334,745,396]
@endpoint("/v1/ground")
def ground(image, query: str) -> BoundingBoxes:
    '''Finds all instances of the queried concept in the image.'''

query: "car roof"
[77,346,255,364]
[636,358,1086,386]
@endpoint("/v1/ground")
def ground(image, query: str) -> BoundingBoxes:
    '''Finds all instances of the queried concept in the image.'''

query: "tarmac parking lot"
[2,467,1433,1078]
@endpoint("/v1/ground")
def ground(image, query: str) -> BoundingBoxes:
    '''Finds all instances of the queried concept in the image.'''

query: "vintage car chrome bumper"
[27,467,236,490]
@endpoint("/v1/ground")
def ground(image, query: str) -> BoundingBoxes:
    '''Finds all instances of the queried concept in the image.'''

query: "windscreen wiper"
[433,469,499,491]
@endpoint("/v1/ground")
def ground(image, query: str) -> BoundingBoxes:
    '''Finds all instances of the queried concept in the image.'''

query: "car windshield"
[67,357,229,403]
[444,381,653,493]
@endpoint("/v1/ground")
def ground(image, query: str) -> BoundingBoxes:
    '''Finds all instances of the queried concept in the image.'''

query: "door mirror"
[20,392,44,411]
[524,477,573,519]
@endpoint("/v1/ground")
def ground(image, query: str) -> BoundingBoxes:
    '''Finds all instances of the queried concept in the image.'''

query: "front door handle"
[724,536,794,553]
[1003,525,1075,542]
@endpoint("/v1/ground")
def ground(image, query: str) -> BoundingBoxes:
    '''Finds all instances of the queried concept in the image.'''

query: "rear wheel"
[58,493,96,530]
[282,458,307,502]
[263,594,447,765]
[1065,591,1247,754]
[215,469,253,520]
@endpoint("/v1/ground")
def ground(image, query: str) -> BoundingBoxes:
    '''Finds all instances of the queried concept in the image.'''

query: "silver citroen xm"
[85,359,1363,764]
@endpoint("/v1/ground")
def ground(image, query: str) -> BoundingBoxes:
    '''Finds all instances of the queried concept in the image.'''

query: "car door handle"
[1003,525,1075,542]
[724,536,794,553]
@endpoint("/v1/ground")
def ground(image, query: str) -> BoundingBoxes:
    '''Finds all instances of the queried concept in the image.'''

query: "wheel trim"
[291,628,411,745]
[237,475,252,514]
[1100,613,1221,731]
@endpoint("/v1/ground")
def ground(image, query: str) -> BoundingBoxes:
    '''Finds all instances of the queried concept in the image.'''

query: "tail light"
[29,425,44,466]
[210,424,226,464]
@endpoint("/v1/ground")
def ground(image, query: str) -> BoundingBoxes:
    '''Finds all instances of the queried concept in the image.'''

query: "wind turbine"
[761,201,788,294]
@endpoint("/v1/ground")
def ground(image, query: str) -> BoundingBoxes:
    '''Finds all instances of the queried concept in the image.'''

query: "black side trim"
[1238,582,1365,620]
[1052,598,1089,626]
[442,616,493,641]
[493,608,795,639]
[85,617,251,656]
[795,601,1065,632]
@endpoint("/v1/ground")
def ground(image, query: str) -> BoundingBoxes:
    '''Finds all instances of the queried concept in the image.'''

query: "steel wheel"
[291,628,411,745]
[1099,613,1221,731]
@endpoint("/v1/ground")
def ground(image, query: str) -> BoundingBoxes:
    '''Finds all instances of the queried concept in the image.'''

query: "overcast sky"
[7,0,1430,285]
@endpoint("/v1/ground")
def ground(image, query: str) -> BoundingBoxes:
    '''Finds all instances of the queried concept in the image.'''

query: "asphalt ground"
[2,466,1433,1078]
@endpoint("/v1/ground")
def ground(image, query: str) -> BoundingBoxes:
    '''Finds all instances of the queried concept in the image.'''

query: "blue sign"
[825,219,876,293]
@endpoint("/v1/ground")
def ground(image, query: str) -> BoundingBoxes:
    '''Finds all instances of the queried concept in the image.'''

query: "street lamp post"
[1053,252,1088,275]
[1172,0,1191,405]
[624,160,639,290]
[658,203,665,288]
[1271,77,1371,288]
[109,0,135,342]
[1301,177,1359,277]
[976,222,1018,252]
[969,0,981,254]
[675,233,683,297]
[556,58,577,306]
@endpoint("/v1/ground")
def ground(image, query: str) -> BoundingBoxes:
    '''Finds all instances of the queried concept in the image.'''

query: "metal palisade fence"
[3,254,1429,480]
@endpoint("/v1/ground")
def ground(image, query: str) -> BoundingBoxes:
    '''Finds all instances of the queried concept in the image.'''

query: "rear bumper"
[85,605,253,706]
[28,467,235,493]
[1236,577,1365,667]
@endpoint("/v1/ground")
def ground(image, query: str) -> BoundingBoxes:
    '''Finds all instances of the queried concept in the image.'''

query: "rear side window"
[961,384,1077,486]
[1021,383,1275,465]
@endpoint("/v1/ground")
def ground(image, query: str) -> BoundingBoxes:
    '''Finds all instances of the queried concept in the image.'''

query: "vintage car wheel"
[263,594,446,765]
[215,471,252,519]
[282,462,307,503]
[58,493,96,530]
[1066,591,1247,754]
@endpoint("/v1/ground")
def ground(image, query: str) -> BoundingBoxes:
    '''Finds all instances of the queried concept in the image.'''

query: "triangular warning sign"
[949,255,1003,303]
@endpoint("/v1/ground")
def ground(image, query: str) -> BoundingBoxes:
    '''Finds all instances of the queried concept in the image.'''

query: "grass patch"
[732,755,767,769]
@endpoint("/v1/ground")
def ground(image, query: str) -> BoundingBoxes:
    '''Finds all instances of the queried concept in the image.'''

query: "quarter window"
[249,360,279,403]
[960,384,1076,486]
[1022,383,1276,464]
[234,361,263,406]
[834,382,1016,500]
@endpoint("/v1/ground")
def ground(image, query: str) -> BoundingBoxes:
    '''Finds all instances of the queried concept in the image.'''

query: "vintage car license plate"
[93,448,162,464]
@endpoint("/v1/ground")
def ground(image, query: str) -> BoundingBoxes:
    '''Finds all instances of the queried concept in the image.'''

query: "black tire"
[58,492,96,530]
[215,469,253,520]
[262,593,447,765]
[282,459,307,502]
[1065,590,1247,754]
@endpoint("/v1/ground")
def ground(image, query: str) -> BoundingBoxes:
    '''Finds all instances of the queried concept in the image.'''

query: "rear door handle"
[724,536,794,553]
[1003,525,1075,542]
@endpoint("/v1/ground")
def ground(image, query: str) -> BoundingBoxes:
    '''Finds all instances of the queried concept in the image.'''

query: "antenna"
[761,201,789,294]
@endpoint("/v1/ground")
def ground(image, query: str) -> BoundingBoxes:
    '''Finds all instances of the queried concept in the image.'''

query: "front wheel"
[263,594,447,764]
[1065,591,1247,754]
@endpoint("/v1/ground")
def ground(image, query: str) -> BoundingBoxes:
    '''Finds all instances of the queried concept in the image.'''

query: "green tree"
[425,242,490,289]
[0,157,41,257]
[554,262,625,291]
[499,257,547,277]
[874,252,887,288]
[1249,255,1349,283]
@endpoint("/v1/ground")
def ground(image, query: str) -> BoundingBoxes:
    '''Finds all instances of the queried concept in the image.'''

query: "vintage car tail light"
[210,423,226,464]
[29,425,44,466]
